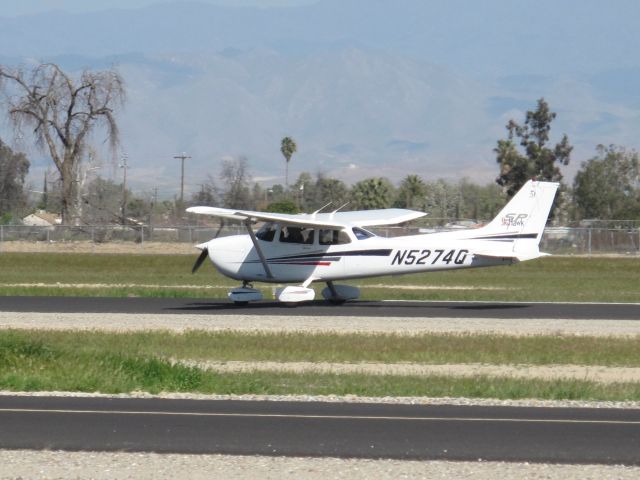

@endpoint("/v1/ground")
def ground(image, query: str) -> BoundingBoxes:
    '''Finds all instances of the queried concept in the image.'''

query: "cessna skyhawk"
[187,179,558,304]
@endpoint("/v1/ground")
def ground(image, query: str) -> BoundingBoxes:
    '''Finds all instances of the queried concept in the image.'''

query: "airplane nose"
[205,235,252,276]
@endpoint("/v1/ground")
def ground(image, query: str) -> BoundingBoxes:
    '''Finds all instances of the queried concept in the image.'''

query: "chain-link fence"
[0,224,245,245]
[0,224,639,255]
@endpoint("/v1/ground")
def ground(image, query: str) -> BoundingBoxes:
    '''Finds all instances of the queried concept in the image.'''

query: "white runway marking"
[2,407,639,425]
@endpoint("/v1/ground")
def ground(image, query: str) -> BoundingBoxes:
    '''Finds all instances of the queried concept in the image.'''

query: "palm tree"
[397,174,427,208]
[351,177,394,209]
[280,136,297,190]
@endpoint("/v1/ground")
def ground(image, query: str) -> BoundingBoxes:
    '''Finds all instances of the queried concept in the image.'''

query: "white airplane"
[187,179,558,304]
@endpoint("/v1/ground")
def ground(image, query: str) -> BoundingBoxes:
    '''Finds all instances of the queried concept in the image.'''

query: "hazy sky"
[1,0,316,17]
[3,0,639,191]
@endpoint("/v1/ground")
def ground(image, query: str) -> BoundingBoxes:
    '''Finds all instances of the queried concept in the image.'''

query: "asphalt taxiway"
[0,396,639,464]
[1,296,639,319]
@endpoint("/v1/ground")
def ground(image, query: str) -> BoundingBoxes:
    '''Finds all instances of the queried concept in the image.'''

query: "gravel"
[2,390,640,410]
[2,312,640,336]
[1,450,639,480]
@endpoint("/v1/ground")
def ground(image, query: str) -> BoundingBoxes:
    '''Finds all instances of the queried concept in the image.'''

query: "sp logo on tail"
[501,213,528,227]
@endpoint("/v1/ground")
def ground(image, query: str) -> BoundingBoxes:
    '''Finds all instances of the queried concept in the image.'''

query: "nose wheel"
[228,282,263,305]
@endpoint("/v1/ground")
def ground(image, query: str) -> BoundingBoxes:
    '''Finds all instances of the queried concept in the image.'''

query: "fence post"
[0,225,3,252]
[140,226,144,247]
[588,228,592,256]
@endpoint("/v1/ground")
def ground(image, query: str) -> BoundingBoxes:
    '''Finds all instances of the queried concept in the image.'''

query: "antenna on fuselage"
[331,202,349,214]
[312,202,333,216]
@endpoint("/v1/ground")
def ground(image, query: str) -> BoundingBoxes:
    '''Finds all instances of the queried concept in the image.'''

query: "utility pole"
[42,171,48,211]
[173,152,191,205]
[119,154,129,226]
[150,187,158,230]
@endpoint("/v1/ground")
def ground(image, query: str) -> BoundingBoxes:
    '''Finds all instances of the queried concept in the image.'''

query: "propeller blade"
[192,248,209,274]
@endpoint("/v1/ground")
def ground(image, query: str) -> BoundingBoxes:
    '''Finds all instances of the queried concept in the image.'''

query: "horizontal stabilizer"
[473,249,550,263]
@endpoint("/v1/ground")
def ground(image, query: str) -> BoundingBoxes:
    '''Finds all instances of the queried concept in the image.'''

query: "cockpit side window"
[352,227,375,240]
[279,225,315,244]
[256,222,277,241]
[319,229,351,245]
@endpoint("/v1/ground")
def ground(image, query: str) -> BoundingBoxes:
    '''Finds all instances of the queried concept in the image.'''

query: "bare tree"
[0,63,125,224]
[190,174,219,206]
[220,156,252,209]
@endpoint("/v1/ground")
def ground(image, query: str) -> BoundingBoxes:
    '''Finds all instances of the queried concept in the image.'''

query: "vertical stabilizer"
[476,180,559,256]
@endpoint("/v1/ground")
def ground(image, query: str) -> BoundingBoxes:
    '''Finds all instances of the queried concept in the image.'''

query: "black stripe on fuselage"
[266,249,393,261]
[470,233,538,241]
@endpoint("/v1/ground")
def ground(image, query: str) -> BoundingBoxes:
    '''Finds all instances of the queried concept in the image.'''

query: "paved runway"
[0,396,639,464]
[1,296,639,319]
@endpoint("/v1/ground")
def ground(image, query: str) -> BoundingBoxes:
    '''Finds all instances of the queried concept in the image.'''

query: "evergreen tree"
[573,145,640,220]
[0,139,29,217]
[495,98,572,198]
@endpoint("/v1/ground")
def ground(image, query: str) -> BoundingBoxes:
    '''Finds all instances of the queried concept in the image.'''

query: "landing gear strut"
[325,281,346,305]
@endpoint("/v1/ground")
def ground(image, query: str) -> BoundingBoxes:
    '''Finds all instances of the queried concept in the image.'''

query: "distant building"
[22,210,62,227]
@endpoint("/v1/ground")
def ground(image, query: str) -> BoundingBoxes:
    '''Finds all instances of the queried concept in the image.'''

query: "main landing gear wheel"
[327,297,347,306]
[322,281,359,305]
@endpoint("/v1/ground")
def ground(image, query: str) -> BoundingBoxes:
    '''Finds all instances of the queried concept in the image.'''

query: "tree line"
[0,62,639,225]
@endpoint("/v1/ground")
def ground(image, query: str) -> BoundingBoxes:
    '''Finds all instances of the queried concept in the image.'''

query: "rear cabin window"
[256,222,277,241]
[319,229,351,245]
[279,226,315,244]
[352,227,374,240]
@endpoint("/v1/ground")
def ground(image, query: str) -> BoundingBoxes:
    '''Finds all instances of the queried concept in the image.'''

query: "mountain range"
[0,0,638,197]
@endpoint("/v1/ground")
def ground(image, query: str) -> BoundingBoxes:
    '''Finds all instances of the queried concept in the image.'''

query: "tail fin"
[476,180,559,260]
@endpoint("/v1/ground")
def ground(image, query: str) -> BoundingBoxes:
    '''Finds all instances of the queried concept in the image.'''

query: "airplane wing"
[186,206,426,229]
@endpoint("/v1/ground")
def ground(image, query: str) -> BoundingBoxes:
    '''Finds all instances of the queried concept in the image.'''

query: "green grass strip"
[5,329,639,367]
[2,330,640,400]
[0,253,638,302]
[2,348,640,401]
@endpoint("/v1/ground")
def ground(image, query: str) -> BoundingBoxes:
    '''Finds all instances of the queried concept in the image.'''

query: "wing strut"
[244,219,274,279]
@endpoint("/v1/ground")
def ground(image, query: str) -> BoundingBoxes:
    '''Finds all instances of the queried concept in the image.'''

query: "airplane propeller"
[192,247,209,274]
[191,218,223,274]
